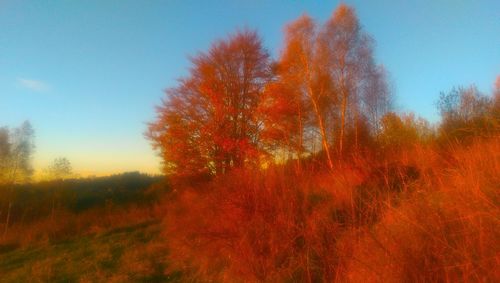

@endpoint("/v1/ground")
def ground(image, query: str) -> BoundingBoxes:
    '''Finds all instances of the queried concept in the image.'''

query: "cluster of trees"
[437,84,500,143]
[148,4,392,176]
[0,121,35,185]
[148,4,500,177]
[368,80,500,154]
[1,121,76,236]
[0,121,75,184]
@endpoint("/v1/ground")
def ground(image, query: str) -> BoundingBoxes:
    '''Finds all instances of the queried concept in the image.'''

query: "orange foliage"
[148,4,392,177]
[147,30,271,177]
[162,136,499,282]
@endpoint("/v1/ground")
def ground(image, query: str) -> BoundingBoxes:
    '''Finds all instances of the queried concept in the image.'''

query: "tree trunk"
[339,94,347,156]
[310,95,334,170]
[296,102,304,173]
[3,202,11,238]
[51,197,56,222]
[354,104,359,152]
[302,55,334,170]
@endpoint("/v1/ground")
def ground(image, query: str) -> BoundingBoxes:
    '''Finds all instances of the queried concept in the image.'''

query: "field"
[0,221,178,282]
[0,173,181,282]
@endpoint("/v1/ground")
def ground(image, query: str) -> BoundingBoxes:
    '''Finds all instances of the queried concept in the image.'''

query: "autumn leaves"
[147,4,391,177]
[147,31,271,176]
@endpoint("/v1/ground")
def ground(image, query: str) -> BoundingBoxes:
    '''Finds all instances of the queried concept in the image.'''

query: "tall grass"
[162,137,499,282]
[1,138,497,282]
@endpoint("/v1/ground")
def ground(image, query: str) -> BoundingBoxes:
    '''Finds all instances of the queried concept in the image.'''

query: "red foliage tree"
[147,30,271,177]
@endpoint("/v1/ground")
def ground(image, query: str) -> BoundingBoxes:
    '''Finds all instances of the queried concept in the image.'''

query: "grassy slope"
[0,220,181,282]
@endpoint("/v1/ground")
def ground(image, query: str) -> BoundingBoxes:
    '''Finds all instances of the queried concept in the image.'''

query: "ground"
[0,221,181,283]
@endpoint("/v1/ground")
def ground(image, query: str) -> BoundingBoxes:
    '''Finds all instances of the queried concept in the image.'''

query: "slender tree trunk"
[354,104,359,152]
[338,57,349,157]
[51,197,56,222]
[296,102,304,173]
[310,96,333,170]
[3,202,11,238]
[301,55,334,170]
[4,161,18,239]
[339,94,347,156]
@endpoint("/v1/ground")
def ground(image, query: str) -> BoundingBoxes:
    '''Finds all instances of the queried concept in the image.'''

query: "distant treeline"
[0,172,167,226]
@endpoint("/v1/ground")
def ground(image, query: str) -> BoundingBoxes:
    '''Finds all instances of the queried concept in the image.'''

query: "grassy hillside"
[162,137,499,282]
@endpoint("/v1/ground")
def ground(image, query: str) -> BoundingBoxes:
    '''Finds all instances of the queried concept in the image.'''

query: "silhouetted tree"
[43,157,73,220]
[44,157,73,181]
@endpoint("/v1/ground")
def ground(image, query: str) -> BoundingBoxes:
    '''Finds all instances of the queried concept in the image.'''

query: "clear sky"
[1,0,499,176]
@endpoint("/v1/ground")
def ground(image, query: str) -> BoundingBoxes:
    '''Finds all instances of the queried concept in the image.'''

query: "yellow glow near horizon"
[34,149,162,178]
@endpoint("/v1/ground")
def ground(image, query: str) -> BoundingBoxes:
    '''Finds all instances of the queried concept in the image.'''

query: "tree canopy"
[147,30,272,177]
[148,5,392,177]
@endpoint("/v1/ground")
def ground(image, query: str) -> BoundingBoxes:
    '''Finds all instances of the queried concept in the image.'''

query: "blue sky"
[1,0,499,175]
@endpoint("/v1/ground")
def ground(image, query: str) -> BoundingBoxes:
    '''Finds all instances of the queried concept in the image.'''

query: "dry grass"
[347,137,500,282]
[163,137,500,282]
[0,137,497,282]
[0,200,167,249]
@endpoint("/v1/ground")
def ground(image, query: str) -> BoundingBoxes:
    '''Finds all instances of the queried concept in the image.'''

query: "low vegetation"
[0,173,177,282]
[1,137,496,282]
[163,137,499,282]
